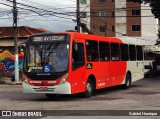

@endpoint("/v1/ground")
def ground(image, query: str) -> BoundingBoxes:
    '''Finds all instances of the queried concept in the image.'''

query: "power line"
[4,0,76,16]
[0,3,75,24]
[19,0,76,14]
[87,15,154,17]
[81,0,95,13]
[81,19,124,36]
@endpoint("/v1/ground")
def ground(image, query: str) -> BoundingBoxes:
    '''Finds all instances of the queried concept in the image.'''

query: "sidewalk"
[0,77,22,85]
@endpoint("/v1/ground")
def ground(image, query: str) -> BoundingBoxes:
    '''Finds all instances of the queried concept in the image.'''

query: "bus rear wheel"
[83,79,95,98]
[123,73,131,89]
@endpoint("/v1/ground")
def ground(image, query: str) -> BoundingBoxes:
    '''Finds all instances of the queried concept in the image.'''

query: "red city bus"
[22,32,144,98]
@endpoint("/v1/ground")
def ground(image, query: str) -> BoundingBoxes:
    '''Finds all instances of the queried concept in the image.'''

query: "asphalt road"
[0,77,160,119]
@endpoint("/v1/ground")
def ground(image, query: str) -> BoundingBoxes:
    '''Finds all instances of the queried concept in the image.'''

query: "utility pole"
[76,0,80,32]
[13,0,19,82]
[105,23,107,36]
[158,19,160,39]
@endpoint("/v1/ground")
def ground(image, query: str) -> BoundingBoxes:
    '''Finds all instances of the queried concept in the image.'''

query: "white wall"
[80,0,90,32]
[141,3,157,36]
[115,0,127,37]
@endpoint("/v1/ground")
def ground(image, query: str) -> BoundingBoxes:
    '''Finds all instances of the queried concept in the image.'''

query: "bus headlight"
[24,79,29,84]
[60,73,68,84]
[23,74,29,84]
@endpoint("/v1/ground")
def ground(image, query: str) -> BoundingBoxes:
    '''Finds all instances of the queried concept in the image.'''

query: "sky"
[0,0,77,32]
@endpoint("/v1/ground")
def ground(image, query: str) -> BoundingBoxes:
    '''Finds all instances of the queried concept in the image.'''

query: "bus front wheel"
[83,79,95,98]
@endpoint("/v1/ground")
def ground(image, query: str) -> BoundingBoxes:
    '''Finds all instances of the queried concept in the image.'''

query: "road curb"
[0,77,22,85]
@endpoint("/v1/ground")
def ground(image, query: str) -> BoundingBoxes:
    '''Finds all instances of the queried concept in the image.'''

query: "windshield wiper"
[46,43,59,58]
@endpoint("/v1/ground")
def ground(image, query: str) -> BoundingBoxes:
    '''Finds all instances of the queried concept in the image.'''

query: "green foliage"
[0,80,6,84]
[127,0,160,19]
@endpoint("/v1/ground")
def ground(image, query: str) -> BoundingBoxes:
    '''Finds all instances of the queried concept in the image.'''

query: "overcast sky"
[0,0,77,32]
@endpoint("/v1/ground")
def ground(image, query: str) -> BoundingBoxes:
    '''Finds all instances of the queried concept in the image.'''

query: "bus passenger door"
[71,41,86,94]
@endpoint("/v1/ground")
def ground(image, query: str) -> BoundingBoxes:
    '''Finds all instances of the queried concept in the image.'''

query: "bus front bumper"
[22,81,71,94]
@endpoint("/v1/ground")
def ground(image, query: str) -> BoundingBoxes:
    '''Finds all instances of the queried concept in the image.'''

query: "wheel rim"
[86,82,92,94]
[126,75,130,87]
[126,79,129,87]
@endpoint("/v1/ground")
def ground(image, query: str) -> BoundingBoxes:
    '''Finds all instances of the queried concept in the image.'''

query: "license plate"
[40,87,48,91]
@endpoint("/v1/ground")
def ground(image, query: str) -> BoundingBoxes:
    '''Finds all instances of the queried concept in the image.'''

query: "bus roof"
[116,36,158,46]
[29,32,158,46]
[67,32,158,46]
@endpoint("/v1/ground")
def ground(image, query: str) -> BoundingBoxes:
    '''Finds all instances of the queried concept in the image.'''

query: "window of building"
[86,40,99,61]
[132,10,141,16]
[99,0,106,3]
[129,45,136,61]
[136,46,143,60]
[81,0,86,4]
[99,26,106,32]
[132,25,141,31]
[112,11,115,17]
[111,43,120,61]
[99,41,110,61]
[120,44,129,61]
[81,12,87,18]
[82,28,86,33]
[92,11,96,15]
[72,42,85,70]
[99,11,106,17]
[112,26,115,32]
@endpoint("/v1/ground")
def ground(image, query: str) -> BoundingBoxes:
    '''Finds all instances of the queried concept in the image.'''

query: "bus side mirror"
[18,47,21,54]
[18,42,26,54]
[18,46,22,54]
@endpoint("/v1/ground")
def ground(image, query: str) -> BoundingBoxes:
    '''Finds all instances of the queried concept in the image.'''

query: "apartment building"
[80,0,90,32]
[80,0,157,37]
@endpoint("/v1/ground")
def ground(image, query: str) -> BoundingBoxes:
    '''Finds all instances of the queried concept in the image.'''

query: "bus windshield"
[25,43,69,73]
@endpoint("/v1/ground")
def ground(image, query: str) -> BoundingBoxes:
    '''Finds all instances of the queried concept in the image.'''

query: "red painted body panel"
[67,32,127,94]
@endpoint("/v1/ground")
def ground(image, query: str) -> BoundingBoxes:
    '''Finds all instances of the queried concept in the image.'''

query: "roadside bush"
[0,80,6,84]
[0,73,6,84]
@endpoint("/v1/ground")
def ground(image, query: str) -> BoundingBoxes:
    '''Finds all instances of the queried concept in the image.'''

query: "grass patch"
[0,80,6,84]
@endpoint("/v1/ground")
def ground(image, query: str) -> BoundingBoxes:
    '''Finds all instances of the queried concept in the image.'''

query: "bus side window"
[120,44,129,61]
[72,42,85,70]
[111,43,120,61]
[86,40,99,62]
[129,45,136,61]
[99,41,110,61]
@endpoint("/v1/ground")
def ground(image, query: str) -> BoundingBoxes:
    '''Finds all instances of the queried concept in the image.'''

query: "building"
[80,0,158,37]
[80,0,91,32]
[0,26,47,53]
[0,26,47,77]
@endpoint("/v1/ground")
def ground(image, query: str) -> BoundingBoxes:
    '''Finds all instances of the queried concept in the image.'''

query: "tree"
[127,0,160,40]
[127,0,160,19]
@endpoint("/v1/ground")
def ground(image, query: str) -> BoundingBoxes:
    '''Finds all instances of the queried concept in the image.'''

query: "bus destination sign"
[32,35,65,42]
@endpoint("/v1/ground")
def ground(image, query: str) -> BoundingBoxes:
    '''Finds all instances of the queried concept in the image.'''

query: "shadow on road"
[1,78,160,101]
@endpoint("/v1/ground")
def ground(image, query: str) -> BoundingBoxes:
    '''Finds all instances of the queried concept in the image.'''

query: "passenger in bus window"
[28,46,41,66]
[35,50,41,66]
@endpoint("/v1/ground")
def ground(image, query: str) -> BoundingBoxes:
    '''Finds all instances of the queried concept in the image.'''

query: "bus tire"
[83,79,95,98]
[123,73,131,89]
[45,94,57,99]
